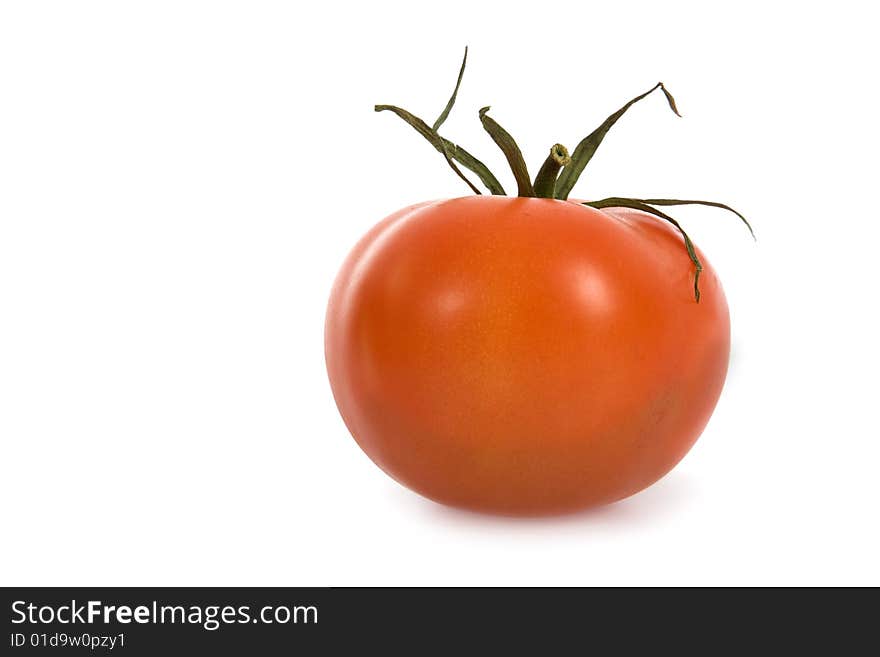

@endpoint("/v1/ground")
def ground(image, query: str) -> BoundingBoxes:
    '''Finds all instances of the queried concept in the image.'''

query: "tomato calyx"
[374,47,753,302]
[374,48,682,202]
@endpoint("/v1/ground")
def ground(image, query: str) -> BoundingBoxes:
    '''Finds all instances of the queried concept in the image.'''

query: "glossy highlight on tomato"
[325,196,730,515]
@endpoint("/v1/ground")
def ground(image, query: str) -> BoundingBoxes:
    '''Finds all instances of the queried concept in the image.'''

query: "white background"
[1,1,877,586]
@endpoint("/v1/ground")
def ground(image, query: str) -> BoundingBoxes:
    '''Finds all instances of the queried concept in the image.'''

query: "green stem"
[585,197,704,302]
[375,104,505,194]
[555,82,680,200]
[639,198,755,239]
[438,140,482,195]
[433,47,468,131]
[479,106,535,197]
[533,144,571,198]
[442,138,506,195]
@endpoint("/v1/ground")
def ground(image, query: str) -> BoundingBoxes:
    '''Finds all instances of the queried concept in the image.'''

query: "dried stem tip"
[549,143,571,165]
[533,144,572,198]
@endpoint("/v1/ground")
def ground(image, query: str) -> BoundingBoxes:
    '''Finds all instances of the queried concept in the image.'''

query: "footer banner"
[1,587,873,653]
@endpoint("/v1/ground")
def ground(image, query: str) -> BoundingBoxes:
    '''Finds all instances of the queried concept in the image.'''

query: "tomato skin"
[325,196,729,515]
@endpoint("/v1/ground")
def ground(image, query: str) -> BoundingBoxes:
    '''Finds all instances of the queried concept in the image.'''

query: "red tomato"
[325,196,729,515]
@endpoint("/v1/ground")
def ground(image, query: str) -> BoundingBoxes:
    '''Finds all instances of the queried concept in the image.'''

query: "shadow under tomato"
[400,472,699,530]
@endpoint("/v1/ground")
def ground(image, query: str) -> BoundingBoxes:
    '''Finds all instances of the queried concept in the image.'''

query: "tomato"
[325,196,729,515]
[326,49,749,515]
